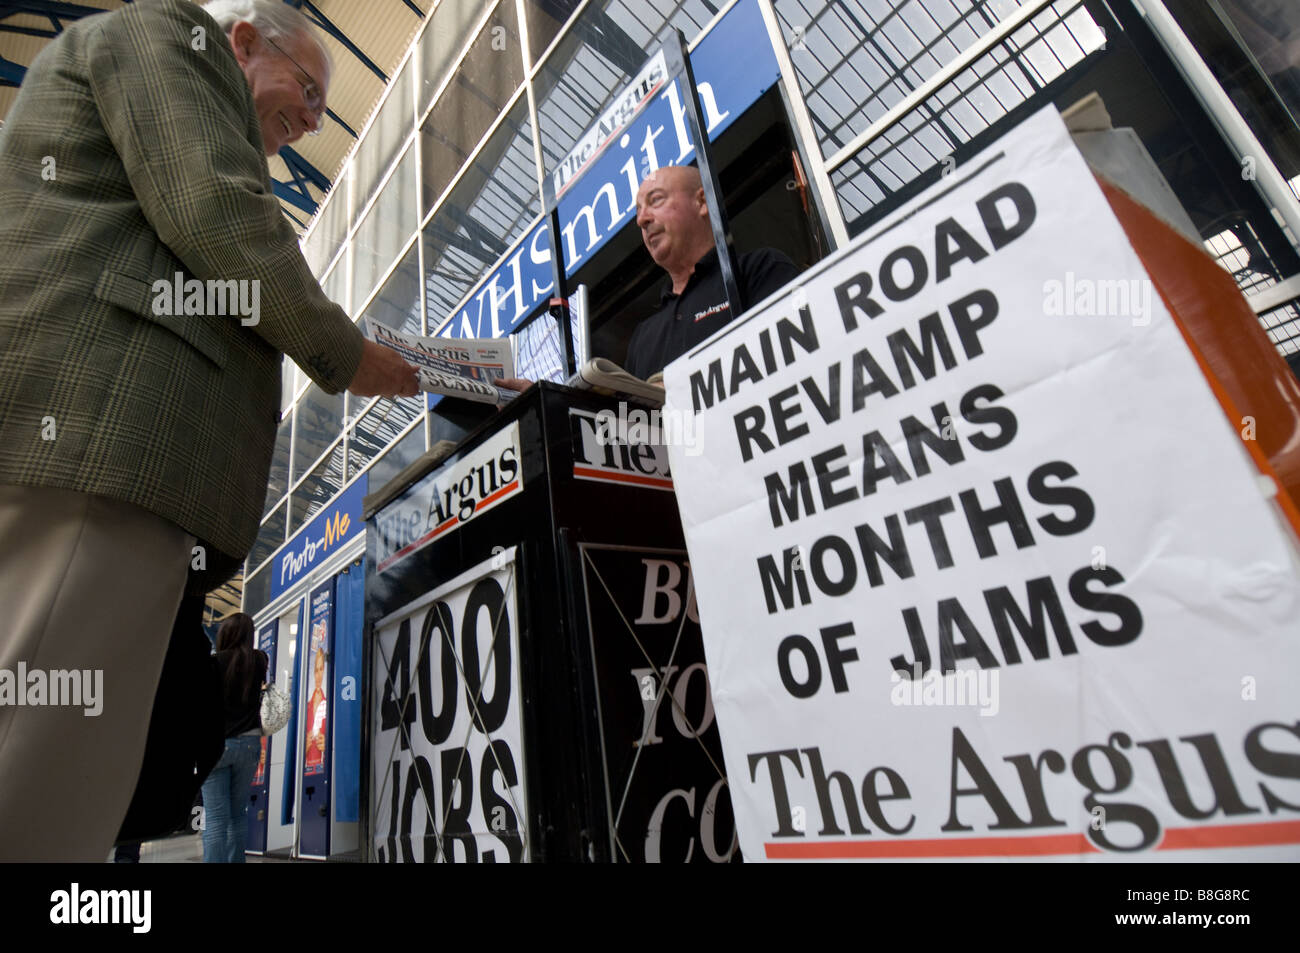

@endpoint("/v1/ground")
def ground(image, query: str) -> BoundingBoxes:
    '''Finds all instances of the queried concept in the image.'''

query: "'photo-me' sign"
[664,107,1300,861]
[372,549,527,862]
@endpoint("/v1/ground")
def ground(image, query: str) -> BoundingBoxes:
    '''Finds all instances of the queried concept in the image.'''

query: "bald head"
[635,164,716,293]
[643,164,701,195]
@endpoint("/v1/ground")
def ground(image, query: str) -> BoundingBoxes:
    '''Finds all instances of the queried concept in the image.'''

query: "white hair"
[202,0,333,75]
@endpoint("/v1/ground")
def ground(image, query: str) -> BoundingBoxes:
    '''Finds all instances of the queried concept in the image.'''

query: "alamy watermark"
[593,401,703,456]
[0,663,102,716]
[50,883,150,933]
[1042,271,1153,327]
[890,664,999,717]
[151,272,260,326]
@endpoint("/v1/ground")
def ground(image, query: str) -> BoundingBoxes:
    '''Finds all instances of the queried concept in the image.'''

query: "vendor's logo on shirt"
[693,302,730,323]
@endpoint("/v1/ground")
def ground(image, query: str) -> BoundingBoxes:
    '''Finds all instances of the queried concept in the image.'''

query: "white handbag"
[259,682,291,736]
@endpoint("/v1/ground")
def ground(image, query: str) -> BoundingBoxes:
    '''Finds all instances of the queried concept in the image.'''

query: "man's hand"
[348,339,420,398]
[498,378,533,392]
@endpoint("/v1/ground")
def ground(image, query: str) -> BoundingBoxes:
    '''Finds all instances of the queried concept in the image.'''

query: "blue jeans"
[200,733,261,863]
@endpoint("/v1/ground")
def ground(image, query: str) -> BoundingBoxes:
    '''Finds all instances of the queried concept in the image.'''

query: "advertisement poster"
[253,621,277,790]
[304,587,332,778]
[372,549,528,862]
[663,107,1300,861]
[581,544,738,862]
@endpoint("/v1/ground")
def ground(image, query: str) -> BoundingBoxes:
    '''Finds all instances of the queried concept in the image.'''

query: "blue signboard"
[271,472,368,601]
[332,561,365,824]
[435,0,780,341]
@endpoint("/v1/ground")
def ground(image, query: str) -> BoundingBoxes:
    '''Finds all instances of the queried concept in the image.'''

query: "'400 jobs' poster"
[371,549,527,862]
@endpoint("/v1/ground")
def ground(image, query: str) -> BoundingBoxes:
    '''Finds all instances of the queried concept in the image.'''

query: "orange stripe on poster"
[573,465,673,489]
[765,832,1100,859]
[765,820,1300,859]
[1158,820,1300,851]
[375,479,520,572]
[476,479,521,509]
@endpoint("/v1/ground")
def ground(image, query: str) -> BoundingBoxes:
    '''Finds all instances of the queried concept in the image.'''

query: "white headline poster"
[663,108,1300,861]
[372,548,528,862]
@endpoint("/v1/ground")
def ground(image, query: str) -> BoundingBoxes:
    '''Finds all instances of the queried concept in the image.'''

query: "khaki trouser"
[0,484,193,861]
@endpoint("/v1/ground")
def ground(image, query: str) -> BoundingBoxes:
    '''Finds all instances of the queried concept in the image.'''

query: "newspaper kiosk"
[362,383,738,862]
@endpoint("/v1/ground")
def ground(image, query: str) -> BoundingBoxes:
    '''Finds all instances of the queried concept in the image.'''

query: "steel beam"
[0,53,25,87]
[0,1,109,22]
[287,0,388,83]
[272,146,331,215]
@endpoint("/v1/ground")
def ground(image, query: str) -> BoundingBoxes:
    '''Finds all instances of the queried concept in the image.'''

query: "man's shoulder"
[739,246,797,270]
[738,246,800,304]
[88,0,233,70]
[106,0,222,31]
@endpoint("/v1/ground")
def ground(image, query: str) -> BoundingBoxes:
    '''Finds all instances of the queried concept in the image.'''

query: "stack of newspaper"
[565,358,665,405]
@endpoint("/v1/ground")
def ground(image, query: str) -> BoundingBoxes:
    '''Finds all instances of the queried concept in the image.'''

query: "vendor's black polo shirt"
[624,247,799,379]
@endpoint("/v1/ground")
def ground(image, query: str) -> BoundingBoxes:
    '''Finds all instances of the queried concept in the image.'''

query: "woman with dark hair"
[200,612,268,863]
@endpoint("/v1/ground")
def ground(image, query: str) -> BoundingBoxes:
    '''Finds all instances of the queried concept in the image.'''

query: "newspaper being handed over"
[363,317,517,407]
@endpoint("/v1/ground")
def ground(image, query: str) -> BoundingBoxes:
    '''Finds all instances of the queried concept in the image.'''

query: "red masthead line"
[764,820,1300,859]
[572,465,673,489]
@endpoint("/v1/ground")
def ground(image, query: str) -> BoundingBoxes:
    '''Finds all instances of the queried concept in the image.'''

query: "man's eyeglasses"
[263,34,325,136]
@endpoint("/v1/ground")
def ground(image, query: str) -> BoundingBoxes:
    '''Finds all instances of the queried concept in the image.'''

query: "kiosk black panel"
[363,383,738,862]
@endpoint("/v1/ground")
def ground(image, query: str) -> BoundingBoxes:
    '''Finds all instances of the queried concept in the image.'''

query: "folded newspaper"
[566,357,665,405]
[362,317,517,407]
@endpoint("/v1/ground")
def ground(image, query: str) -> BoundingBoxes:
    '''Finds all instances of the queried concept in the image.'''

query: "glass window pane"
[279,355,297,417]
[1259,300,1300,358]
[303,165,350,277]
[367,424,427,498]
[522,0,570,67]
[818,0,1105,229]
[242,563,271,620]
[322,254,348,311]
[292,384,345,486]
[354,145,419,313]
[291,440,346,530]
[359,242,422,338]
[423,96,539,329]
[772,0,1059,160]
[264,413,293,517]
[301,226,328,280]
[420,0,487,116]
[1176,2,1300,203]
[420,2,527,218]
[348,394,424,480]
[820,0,1300,365]
[354,57,415,219]
[248,501,286,576]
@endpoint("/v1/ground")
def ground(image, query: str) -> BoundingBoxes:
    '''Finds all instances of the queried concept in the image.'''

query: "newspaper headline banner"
[663,107,1300,861]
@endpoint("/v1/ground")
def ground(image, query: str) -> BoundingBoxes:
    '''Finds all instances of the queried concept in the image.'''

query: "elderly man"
[0,0,416,860]
[624,164,800,380]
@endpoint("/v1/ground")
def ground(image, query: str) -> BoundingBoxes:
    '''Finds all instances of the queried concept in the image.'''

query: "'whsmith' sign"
[436,0,779,343]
